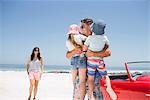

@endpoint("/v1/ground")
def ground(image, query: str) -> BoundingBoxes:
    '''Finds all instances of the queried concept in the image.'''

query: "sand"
[0,71,74,100]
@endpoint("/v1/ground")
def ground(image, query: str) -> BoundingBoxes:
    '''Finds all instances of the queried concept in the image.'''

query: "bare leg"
[71,70,78,100]
[88,75,95,100]
[105,75,112,88]
[105,75,117,100]
[33,80,39,99]
[71,70,78,83]
[79,68,86,100]
[28,80,35,100]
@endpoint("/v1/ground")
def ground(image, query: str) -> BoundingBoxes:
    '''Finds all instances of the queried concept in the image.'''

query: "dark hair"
[81,18,93,25]
[31,47,41,61]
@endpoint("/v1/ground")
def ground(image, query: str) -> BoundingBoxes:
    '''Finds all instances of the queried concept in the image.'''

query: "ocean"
[0,64,149,73]
[0,64,70,72]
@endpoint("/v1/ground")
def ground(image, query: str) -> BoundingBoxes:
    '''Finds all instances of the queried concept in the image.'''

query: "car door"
[100,78,132,100]
[128,81,150,100]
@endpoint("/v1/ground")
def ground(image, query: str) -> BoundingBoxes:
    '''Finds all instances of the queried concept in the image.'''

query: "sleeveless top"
[28,58,41,72]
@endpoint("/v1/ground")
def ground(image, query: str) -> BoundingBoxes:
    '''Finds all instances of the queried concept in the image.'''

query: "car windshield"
[127,61,150,79]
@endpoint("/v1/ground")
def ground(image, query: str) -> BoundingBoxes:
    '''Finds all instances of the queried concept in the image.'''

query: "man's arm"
[101,44,109,53]
[86,49,111,58]
[86,44,111,58]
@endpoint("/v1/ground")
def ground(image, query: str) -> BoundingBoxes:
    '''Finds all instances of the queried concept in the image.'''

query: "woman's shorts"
[28,71,42,80]
[70,56,87,70]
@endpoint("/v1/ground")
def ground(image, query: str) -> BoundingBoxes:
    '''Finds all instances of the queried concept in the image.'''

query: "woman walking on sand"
[26,47,44,100]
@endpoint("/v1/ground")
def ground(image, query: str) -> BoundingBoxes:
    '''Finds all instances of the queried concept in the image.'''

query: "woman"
[66,24,87,100]
[26,47,44,100]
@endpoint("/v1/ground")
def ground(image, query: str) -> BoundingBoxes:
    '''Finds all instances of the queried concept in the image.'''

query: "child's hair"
[67,24,82,49]
[68,34,82,49]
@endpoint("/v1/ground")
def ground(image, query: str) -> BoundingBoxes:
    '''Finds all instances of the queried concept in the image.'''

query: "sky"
[0,2,2,64]
[0,0,149,67]
[148,0,150,60]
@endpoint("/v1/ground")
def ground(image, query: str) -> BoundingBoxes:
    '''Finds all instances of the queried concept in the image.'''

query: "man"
[66,18,110,59]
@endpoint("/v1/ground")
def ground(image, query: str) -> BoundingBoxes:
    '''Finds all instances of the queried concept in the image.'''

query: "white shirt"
[66,34,87,51]
[84,35,109,52]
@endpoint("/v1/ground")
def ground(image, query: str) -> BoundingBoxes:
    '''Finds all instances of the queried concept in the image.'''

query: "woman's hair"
[81,18,93,25]
[31,47,41,61]
[68,34,82,49]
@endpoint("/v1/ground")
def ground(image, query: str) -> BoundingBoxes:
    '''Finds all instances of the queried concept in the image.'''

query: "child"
[83,20,117,100]
[66,24,87,100]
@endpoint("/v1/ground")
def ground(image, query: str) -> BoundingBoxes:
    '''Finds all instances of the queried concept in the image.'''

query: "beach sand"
[0,71,74,100]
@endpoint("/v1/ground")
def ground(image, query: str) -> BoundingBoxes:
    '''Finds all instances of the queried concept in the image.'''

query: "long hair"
[68,34,82,49]
[31,47,41,61]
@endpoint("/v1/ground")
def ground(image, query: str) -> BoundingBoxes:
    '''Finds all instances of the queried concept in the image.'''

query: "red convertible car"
[100,61,150,100]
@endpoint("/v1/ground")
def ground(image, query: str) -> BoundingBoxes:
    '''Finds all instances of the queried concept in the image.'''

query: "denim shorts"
[70,56,87,70]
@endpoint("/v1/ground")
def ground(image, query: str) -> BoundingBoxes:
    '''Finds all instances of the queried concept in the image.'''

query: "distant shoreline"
[0,64,149,73]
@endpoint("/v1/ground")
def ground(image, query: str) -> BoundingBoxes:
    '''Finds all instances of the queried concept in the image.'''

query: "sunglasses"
[34,49,38,51]
[80,25,85,29]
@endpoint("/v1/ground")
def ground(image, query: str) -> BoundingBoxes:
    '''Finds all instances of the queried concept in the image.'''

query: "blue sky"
[0,2,2,64]
[148,0,150,60]
[0,0,149,67]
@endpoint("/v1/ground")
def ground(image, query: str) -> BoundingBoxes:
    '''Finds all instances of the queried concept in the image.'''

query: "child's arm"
[82,45,88,52]
[80,45,88,56]
[101,35,109,52]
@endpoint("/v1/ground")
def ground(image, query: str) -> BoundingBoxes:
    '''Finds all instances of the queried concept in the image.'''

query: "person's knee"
[30,82,34,86]
[104,75,109,81]
[80,79,86,85]
[88,78,94,83]
[72,77,77,82]
[35,82,39,88]
[30,84,34,89]
[73,79,77,84]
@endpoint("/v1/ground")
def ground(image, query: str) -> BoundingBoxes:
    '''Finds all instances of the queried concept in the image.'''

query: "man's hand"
[86,49,111,58]
[85,50,94,57]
